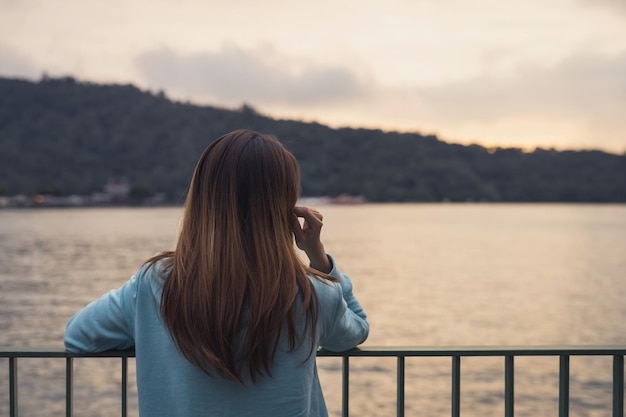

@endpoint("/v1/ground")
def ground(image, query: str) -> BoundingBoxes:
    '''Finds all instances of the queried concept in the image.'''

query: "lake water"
[1,204,625,416]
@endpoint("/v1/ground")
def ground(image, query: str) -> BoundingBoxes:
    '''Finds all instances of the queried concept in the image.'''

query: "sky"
[1,0,625,153]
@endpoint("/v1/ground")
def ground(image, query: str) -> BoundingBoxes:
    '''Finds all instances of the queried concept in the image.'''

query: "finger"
[302,206,322,221]
[290,213,303,234]
[309,209,323,221]
[294,206,323,224]
[293,206,311,221]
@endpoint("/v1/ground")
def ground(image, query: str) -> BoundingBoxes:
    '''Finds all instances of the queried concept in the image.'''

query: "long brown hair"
[147,130,329,384]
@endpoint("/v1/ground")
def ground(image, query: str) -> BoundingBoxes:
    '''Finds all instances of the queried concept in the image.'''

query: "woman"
[64,129,369,417]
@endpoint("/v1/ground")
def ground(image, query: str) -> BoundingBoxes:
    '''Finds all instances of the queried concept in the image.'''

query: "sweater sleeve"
[64,271,140,353]
[318,255,369,352]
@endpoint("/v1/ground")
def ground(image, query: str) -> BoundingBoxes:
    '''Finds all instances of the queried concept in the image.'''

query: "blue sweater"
[64,255,369,417]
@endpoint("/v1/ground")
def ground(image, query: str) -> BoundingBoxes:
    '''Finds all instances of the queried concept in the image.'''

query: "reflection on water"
[1,204,625,416]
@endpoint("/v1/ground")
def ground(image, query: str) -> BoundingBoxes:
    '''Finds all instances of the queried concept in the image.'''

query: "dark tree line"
[1,76,624,202]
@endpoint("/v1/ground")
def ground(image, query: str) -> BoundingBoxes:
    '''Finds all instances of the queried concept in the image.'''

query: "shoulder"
[134,259,170,297]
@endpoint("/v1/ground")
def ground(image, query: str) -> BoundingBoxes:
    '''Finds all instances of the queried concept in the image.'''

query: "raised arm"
[291,205,369,351]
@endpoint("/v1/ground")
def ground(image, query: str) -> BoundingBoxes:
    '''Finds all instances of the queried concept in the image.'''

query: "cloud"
[135,45,371,107]
[580,0,626,15]
[416,50,626,127]
[0,45,40,79]
[411,50,626,151]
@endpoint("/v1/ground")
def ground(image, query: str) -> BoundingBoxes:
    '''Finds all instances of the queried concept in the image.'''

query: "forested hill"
[1,76,625,203]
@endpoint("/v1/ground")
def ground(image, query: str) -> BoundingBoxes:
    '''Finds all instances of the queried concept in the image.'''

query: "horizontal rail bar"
[2,345,626,358]
[318,346,626,357]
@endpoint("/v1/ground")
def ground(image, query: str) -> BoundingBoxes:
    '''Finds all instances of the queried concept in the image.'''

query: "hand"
[291,206,332,273]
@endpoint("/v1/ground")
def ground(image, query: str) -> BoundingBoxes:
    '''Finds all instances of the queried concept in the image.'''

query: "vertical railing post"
[66,356,73,417]
[505,355,514,417]
[559,355,570,417]
[342,355,349,417]
[614,354,624,417]
[452,356,461,417]
[122,356,128,417]
[9,356,18,417]
[397,355,405,417]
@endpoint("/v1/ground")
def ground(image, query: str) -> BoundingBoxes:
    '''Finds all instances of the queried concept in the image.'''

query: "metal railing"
[2,345,625,417]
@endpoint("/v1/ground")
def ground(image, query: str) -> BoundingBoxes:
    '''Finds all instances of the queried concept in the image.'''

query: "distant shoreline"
[2,200,625,210]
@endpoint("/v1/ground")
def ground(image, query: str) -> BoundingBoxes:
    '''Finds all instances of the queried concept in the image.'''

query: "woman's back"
[65,255,368,416]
